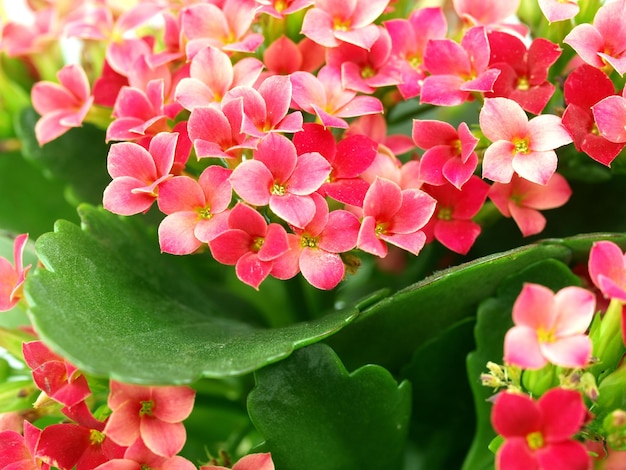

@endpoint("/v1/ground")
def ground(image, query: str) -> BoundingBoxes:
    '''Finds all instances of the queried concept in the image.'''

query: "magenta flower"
[538,0,580,23]
[563,64,623,166]
[486,31,561,115]
[293,123,378,206]
[300,0,390,50]
[588,241,626,302]
[103,132,177,216]
[0,422,47,470]
[421,26,500,106]
[564,0,626,75]
[422,176,490,255]
[488,173,572,237]
[0,233,31,312]
[31,64,94,146]
[229,133,331,228]
[491,388,590,470]
[157,166,232,255]
[201,453,275,470]
[412,119,479,189]
[385,7,448,100]
[175,46,264,111]
[209,203,290,289]
[271,193,360,290]
[503,283,595,369]
[290,66,384,129]
[23,340,92,408]
[479,97,572,185]
[347,114,414,156]
[103,380,195,458]
[357,177,436,257]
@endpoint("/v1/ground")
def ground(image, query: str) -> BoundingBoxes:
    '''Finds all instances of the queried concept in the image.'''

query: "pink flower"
[503,283,595,369]
[538,0,580,23]
[300,0,390,50]
[486,31,561,115]
[95,438,196,470]
[209,203,290,289]
[255,0,314,18]
[452,0,526,36]
[588,241,626,302]
[290,66,384,129]
[564,0,626,75]
[103,380,195,458]
[421,26,500,106]
[23,340,92,407]
[0,233,31,312]
[422,177,490,255]
[562,64,623,166]
[200,453,274,470]
[103,132,177,216]
[385,7,448,100]
[479,97,572,185]
[491,388,590,470]
[271,193,360,290]
[488,173,572,237]
[31,64,94,146]
[262,36,326,75]
[229,133,331,228]
[357,177,436,257]
[157,166,232,255]
[412,119,479,189]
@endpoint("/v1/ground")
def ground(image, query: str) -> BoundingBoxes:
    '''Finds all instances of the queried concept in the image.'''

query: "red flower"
[491,388,590,470]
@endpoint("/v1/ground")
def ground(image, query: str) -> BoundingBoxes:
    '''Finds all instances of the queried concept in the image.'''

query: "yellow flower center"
[139,400,154,416]
[198,207,212,219]
[272,183,287,196]
[517,76,530,91]
[513,138,530,155]
[438,207,452,221]
[375,222,387,237]
[333,18,351,31]
[361,65,375,79]
[252,237,264,252]
[526,431,545,450]
[301,235,317,248]
[537,327,556,343]
[89,429,105,445]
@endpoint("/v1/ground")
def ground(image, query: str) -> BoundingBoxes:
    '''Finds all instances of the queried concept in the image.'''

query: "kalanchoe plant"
[4,0,626,469]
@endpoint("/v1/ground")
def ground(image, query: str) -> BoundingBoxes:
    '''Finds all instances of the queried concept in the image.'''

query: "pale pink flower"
[452,0,526,36]
[201,452,274,470]
[0,234,31,312]
[0,6,57,57]
[538,0,580,23]
[421,26,500,106]
[157,166,232,255]
[479,97,572,185]
[271,193,360,290]
[255,0,314,18]
[592,88,626,145]
[103,132,177,216]
[31,64,94,146]
[209,203,290,289]
[385,7,448,100]
[412,119,478,189]
[503,283,595,369]
[564,0,626,75]
[175,46,264,111]
[300,0,390,50]
[488,173,572,237]
[357,177,436,257]
[588,241,626,302]
[290,66,383,128]
[229,133,331,228]
[492,388,590,470]
[104,381,195,458]
[180,0,264,58]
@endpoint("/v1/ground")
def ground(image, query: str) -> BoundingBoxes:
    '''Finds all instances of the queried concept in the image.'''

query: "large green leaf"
[247,343,412,470]
[25,205,358,384]
[462,259,582,470]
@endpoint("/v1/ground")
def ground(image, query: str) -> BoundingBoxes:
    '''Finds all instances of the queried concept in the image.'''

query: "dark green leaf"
[25,205,358,384]
[247,343,412,470]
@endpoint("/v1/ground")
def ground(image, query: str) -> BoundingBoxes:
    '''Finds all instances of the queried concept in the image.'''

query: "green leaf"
[462,259,581,470]
[401,317,476,469]
[15,107,111,206]
[25,205,358,384]
[247,343,412,470]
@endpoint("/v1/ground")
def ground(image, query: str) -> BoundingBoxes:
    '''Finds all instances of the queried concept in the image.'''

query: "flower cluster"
[4,0,626,467]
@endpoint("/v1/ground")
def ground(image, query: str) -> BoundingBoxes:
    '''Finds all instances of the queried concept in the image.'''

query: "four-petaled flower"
[503,283,595,369]
[588,240,626,302]
[491,388,590,470]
